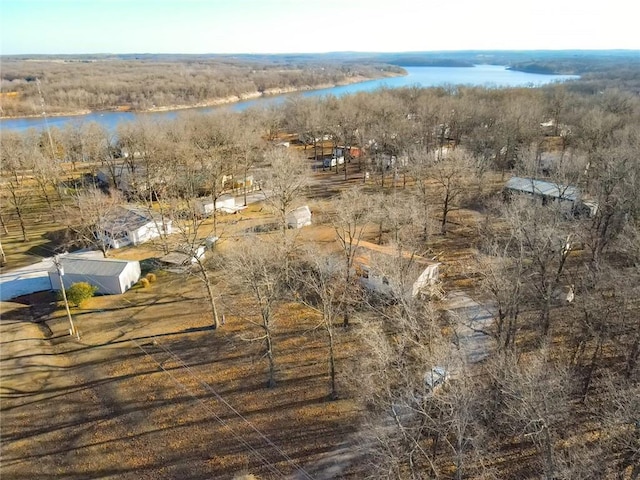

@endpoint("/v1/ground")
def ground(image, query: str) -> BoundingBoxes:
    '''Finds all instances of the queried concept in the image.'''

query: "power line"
[153,339,315,480]
[131,338,287,478]
[37,253,289,476]
[13,246,315,478]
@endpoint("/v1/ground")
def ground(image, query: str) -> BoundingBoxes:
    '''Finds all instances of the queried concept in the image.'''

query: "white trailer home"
[503,177,598,217]
[355,240,441,300]
[195,194,238,217]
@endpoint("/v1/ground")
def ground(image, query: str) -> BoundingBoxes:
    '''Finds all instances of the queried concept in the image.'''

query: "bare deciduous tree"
[431,151,476,235]
[292,251,345,399]
[225,237,287,388]
[167,197,222,329]
[332,186,372,327]
[487,350,571,480]
[260,147,310,235]
[64,186,125,257]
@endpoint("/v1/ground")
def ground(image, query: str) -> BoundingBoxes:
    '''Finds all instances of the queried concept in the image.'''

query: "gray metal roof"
[505,177,579,201]
[49,256,134,277]
[159,251,192,266]
[100,206,160,233]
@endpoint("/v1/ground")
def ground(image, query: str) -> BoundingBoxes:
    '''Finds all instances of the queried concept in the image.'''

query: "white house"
[355,240,441,299]
[99,206,172,249]
[195,195,246,217]
[48,255,141,295]
[286,206,312,229]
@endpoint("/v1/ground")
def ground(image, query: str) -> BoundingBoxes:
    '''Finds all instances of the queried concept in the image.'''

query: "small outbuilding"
[195,195,239,217]
[424,367,449,392]
[159,244,206,267]
[323,155,345,169]
[48,255,141,295]
[286,206,312,229]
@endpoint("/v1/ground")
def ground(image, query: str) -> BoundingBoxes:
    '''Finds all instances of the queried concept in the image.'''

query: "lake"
[0,65,579,132]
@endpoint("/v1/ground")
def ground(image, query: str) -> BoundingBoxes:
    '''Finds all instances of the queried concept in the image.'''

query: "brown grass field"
[0,145,506,479]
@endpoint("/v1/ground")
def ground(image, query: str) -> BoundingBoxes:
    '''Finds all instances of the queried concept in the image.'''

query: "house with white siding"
[98,206,172,249]
[355,240,441,300]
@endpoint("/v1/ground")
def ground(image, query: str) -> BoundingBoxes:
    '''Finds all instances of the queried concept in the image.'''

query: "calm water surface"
[1,65,578,132]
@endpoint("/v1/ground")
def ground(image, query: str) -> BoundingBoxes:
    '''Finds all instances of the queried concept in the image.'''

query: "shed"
[48,255,141,295]
[195,195,238,217]
[335,146,362,158]
[322,156,345,168]
[424,367,448,391]
[195,198,215,217]
[159,245,206,266]
[286,206,312,229]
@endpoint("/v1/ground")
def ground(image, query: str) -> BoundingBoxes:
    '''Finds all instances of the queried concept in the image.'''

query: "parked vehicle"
[322,155,345,168]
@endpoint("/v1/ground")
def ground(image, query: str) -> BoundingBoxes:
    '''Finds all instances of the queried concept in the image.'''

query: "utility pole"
[0,238,6,267]
[54,255,76,337]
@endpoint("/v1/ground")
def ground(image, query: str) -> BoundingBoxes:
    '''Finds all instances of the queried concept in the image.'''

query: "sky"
[1,0,638,55]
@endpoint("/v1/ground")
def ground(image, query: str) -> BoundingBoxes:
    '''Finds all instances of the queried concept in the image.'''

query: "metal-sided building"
[503,176,597,216]
[49,255,141,295]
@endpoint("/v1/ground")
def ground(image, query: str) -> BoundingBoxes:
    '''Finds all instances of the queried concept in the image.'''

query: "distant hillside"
[326,50,640,74]
[5,50,639,74]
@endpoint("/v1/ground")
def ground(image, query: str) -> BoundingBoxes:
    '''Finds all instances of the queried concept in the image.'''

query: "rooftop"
[287,205,312,220]
[356,240,439,267]
[49,255,134,277]
[101,206,162,233]
[505,177,579,201]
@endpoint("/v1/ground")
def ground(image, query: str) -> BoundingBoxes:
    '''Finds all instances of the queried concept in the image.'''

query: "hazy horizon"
[3,48,639,58]
[2,0,638,56]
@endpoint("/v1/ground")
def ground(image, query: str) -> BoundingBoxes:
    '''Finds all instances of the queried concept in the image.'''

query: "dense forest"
[1,57,639,479]
[0,55,403,117]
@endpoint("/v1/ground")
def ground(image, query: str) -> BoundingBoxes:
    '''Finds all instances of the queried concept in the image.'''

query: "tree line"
[0,56,403,117]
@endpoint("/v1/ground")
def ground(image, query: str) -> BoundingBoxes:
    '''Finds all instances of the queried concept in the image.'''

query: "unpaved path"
[445,291,495,365]
[294,291,496,479]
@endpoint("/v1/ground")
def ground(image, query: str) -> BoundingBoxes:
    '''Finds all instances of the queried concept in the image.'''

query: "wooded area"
[0,56,403,117]
[1,58,639,479]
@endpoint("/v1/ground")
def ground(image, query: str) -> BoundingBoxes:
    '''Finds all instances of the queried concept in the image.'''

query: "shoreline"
[0,72,404,121]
